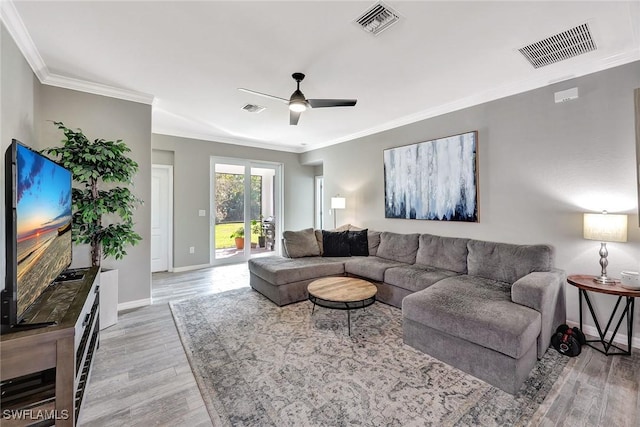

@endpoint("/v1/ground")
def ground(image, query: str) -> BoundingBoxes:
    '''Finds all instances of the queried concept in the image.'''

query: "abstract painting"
[384,131,478,222]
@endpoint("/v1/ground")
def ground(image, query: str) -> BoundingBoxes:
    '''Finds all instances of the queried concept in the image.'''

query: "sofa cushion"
[467,240,553,284]
[314,230,324,255]
[367,230,381,256]
[416,234,469,273]
[248,256,345,286]
[376,232,420,264]
[344,256,406,282]
[402,275,541,359]
[384,265,460,293]
[322,230,351,257]
[283,228,320,258]
[348,229,369,256]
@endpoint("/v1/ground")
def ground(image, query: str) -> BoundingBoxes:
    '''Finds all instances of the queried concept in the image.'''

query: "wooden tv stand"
[1,267,100,426]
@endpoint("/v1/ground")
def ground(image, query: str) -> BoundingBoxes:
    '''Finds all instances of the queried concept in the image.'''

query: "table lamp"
[331,196,346,229]
[583,211,628,284]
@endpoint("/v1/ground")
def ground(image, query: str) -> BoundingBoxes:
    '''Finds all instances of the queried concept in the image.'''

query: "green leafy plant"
[43,121,142,266]
[230,227,245,239]
[251,216,264,237]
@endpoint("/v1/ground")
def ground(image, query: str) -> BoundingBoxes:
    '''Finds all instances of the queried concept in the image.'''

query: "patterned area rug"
[170,288,568,426]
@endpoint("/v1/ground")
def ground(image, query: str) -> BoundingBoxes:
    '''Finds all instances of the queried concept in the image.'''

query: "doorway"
[210,157,282,265]
[151,165,173,272]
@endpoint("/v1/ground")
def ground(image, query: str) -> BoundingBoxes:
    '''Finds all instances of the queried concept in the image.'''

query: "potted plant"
[252,215,266,248]
[230,227,244,250]
[43,122,142,329]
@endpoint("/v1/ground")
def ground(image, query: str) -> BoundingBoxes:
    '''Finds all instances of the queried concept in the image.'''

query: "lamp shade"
[583,213,628,242]
[331,197,346,210]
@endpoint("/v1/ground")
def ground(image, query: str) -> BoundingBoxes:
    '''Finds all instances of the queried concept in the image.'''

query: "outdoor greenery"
[43,121,142,266]
[215,173,262,223]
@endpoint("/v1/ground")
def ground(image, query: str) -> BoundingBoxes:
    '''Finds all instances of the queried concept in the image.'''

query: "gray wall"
[1,24,40,292]
[152,149,174,165]
[301,61,640,342]
[152,134,315,268]
[36,86,152,305]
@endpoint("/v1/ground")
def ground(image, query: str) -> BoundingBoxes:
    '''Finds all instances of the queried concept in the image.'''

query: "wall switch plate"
[189,246,195,254]
[198,209,206,216]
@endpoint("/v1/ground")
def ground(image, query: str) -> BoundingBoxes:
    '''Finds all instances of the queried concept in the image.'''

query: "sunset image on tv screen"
[15,144,72,317]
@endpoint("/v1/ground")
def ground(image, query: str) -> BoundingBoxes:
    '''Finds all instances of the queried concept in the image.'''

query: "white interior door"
[151,165,172,272]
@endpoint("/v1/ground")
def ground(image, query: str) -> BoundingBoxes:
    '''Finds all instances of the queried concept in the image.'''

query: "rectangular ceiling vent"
[242,104,266,113]
[519,23,597,69]
[355,2,400,36]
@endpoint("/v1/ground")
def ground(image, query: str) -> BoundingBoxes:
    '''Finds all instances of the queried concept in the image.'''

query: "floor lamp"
[331,196,345,229]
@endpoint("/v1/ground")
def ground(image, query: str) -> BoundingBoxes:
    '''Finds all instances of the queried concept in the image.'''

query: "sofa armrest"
[511,269,566,358]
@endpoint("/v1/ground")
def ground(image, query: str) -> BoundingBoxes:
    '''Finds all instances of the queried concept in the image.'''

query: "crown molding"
[42,73,154,105]
[152,127,302,154]
[1,0,154,105]
[303,49,640,153]
[1,0,48,80]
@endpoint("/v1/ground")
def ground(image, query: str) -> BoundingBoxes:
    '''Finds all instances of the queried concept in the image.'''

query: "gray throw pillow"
[283,228,321,258]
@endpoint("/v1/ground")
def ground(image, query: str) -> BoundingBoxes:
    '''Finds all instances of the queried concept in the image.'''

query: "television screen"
[14,142,72,319]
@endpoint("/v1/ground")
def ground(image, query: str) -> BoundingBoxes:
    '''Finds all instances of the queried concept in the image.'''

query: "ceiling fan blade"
[290,110,301,126]
[238,88,288,104]
[307,99,357,108]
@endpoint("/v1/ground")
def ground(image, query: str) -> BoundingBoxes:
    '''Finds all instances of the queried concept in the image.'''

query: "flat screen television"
[2,140,72,331]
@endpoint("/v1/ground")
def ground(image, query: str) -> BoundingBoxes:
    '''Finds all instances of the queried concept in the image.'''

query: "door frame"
[315,175,324,230]
[151,164,174,272]
[210,156,283,265]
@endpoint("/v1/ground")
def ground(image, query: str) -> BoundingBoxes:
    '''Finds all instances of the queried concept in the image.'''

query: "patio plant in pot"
[43,122,142,328]
[252,216,266,248]
[230,227,244,250]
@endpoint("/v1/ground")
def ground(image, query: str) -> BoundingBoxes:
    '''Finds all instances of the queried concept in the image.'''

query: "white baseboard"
[117,298,151,311]
[171,263,212,273]
[566,320,640,350]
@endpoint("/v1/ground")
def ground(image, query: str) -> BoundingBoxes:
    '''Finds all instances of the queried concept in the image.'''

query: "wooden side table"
[567,274,640,356]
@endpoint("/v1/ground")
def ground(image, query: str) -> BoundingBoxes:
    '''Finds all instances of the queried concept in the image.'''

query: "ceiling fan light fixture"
[289,101,307,112]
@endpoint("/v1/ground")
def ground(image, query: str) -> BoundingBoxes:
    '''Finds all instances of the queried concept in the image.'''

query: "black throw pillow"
[322,230,351,257]
[348,229,369,256]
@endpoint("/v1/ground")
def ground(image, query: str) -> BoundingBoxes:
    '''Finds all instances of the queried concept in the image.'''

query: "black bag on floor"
[551,324,586,357]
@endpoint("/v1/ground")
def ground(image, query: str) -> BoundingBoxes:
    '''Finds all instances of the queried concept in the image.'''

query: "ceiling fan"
[239,73,357,125]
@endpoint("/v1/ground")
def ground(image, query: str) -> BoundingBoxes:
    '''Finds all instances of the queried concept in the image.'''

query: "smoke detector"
[241,104,266,113]
[355,2,401,36]
[519,23,597,69]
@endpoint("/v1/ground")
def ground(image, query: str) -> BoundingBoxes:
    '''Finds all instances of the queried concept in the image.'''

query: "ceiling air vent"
[241,104,266,113]
[355,2,400,36]
[519,23,597,69]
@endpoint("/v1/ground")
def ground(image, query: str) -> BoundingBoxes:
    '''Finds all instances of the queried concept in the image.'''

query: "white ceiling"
[4,1,640,153]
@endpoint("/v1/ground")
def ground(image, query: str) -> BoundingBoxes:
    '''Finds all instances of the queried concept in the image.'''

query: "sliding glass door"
[210,157,282,265]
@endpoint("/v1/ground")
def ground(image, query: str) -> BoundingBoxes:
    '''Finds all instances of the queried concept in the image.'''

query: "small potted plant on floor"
[230,227,244,250]
[252,216,266,248]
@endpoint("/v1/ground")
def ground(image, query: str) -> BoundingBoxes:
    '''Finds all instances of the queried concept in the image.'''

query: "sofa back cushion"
[467,239,553,284]
[367,230,382,256]
[376,232,420,264]
[416,234,469,273]
[283,228,321,258]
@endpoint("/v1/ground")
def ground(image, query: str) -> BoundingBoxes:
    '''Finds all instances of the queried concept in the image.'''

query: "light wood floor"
[79,264,640,426]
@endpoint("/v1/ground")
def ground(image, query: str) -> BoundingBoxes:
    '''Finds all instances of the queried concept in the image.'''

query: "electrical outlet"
[189,246,195,254]
[198,209,206,217]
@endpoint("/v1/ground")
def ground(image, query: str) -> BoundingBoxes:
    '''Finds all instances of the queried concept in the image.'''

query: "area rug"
[170,288,569,426]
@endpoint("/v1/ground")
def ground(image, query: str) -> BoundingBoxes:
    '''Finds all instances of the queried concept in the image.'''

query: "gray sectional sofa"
[248,226,566,394]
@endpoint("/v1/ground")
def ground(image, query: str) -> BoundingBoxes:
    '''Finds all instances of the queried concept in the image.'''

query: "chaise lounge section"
[247,227,566,393]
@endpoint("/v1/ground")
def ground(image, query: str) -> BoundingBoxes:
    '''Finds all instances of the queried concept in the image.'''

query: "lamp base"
[593,275,617,285]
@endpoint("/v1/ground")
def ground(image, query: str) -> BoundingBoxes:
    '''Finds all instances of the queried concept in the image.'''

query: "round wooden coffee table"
[307,277,377,336]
